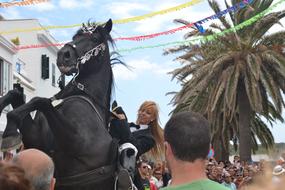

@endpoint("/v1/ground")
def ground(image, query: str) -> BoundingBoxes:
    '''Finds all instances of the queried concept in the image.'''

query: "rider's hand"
[111,101,128,122]
[110,101,131,143]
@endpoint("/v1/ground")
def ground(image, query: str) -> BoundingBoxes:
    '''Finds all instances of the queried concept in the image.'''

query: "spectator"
[215,166,224,183]
[277,153,285,166]
[233,156,240,164]
[208,166,221,183]
[228,167,237,181]
[12,148,55,190]
[242,169,253,186]
[162,165,171,187]
[162,111,228,190]
[152,168,164,189]
[222,172,237,190]
[0,162,32,190]
[234,172,244,189]
[137,161,151,190]
[272,165,285,185]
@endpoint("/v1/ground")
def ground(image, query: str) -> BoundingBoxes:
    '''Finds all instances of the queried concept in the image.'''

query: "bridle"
[63,27,107,91]
[65,41,106,66]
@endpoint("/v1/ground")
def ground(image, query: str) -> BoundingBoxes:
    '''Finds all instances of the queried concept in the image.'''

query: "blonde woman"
[110,100,164,190]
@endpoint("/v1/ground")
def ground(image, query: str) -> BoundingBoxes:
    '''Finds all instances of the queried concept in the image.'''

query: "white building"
[0,18,62,131]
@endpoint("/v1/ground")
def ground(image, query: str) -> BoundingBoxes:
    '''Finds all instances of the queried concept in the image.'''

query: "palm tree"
[165,0,285,161]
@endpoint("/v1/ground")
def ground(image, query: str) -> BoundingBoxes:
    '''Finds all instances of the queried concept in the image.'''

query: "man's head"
[12,149,55,190]
[138,161,150,178]
[224,172,232,183]
[153,169,163,180]
[228,168,236,176]
[273,165,285,177]
[234,155,240,162]
[164,111,210,164]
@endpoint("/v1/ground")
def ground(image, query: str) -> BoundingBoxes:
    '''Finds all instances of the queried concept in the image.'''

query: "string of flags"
[0,0,203,34]
[2,0,284,53]
[0,0,49,8]
[14,0,255,49]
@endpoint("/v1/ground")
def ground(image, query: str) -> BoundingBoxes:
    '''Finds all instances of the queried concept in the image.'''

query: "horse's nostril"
[64,51,71,59]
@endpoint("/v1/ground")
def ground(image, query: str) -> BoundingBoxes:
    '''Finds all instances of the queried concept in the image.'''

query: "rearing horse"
[1,19,118,190]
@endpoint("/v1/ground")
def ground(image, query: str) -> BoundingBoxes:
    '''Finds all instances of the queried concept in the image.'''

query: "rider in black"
[110,101,164,190]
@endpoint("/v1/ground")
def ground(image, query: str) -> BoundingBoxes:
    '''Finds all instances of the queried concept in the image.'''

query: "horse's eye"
[64,51,71,59]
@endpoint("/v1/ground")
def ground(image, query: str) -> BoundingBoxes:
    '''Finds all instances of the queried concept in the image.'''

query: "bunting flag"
[195,0,254,33]
[116,0,253,41]
[113,0,203,24]
[0,0,49,8]
[14,0,255,49]
[0,0,203,34]
[13,0,284,51]
[117,0,285,53]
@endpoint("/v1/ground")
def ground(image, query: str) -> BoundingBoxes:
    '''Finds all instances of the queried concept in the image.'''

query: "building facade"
[0,18,62,131]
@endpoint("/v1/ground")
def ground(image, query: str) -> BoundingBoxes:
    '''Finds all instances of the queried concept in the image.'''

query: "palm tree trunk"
[238,84,252,162]
[212,136,229,161]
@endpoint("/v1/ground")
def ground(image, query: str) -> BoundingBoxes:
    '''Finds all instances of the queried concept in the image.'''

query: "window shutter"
[41,55,49,79]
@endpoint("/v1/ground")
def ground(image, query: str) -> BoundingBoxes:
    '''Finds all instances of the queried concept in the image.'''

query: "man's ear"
[104,19,112,34]
[164,141,172,157]
[50,178,56,190]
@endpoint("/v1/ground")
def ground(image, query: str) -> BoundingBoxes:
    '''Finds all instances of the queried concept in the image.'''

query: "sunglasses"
[142,166,148,169]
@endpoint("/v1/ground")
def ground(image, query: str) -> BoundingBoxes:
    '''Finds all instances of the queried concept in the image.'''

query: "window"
[16,62,21,73]
[0,58,11,96]
[52,63,56,86]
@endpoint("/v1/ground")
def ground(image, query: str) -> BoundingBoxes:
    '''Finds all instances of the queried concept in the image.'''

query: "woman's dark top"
[110,119,155,157]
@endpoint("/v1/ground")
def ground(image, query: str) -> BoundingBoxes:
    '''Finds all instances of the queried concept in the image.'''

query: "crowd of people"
[135,154,285,190]
[0,100,284,190]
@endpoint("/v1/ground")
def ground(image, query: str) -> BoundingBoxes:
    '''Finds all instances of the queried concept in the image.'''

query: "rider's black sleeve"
[129,127,155,157]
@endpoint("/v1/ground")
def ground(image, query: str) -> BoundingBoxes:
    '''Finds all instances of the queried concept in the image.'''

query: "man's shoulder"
[161,179,229,190]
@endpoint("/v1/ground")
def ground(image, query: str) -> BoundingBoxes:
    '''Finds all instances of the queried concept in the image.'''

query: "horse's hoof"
[1,134,22,152]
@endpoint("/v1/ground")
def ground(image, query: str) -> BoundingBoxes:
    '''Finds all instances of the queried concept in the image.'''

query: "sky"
[0,0,284,143]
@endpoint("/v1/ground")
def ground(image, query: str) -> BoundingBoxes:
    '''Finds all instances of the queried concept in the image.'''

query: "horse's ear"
[104,19,112,34]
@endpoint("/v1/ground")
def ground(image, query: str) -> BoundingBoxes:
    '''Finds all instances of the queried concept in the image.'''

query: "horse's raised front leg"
[1,97,51,151]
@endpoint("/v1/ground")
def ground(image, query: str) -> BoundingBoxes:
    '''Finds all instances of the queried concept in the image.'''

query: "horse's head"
[57,19,113,76]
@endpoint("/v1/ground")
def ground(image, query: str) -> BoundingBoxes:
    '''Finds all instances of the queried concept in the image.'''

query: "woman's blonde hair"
[136,101,164,159]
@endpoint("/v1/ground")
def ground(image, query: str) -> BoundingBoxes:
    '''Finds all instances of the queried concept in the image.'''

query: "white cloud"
[58,0,95,10]
[27,1,55,12]
[113,58,178,81]
[107,2,150,19]
[113,65,137,80]
[49,28,78,41]
[1,8,23,19]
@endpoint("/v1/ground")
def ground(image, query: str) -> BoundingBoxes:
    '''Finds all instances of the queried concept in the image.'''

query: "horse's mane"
[73,21,115,48]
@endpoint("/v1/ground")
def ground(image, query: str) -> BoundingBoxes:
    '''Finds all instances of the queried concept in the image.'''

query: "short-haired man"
[13,148,55,190]
[162,111,228,190]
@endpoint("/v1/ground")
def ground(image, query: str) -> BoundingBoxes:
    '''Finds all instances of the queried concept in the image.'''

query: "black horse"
[1,19,119,190]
